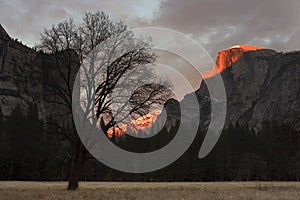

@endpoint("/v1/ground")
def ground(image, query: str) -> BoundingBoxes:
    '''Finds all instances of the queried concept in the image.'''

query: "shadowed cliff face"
[0,25,8,39]
[0,25,79,121]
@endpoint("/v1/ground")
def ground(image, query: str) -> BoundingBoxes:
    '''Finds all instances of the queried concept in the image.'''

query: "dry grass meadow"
[0,181,300,200]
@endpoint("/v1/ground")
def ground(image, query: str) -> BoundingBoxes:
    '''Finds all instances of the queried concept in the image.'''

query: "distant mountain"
[163,45,300,131]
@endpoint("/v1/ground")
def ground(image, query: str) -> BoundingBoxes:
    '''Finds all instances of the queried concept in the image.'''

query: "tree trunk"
[67,145,83,190]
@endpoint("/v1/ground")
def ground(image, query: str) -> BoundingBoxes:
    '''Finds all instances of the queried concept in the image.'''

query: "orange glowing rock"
[107,125,127,138]
[132,110,162,130]
[107,109,161,138]
[203,44,264,79]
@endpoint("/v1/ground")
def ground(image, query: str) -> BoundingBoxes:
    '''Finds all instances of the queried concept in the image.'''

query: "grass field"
[0,181,300,200]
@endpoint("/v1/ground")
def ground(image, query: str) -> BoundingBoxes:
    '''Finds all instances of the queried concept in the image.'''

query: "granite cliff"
[0,25,79,121]
[166,45,300,131]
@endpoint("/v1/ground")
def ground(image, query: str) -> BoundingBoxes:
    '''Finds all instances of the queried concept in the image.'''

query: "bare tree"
[38,17,81,190]
[38,11,172,190]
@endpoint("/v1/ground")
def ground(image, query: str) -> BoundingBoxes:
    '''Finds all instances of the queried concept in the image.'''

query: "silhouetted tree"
[37,10,171,190]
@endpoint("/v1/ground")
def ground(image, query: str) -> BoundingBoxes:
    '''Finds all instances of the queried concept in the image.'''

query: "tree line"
[1,104,299,181]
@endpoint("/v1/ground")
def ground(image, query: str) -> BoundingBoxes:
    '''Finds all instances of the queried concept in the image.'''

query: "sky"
[1,0,300,98]
[1,0,299,55]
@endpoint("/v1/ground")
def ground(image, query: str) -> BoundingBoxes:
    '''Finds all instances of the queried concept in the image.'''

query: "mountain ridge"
[163,46,300,132]
[0,25,299,133]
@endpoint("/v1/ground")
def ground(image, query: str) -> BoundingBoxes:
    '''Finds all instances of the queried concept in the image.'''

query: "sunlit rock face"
[203,45,264,79]
[107,110,162,137]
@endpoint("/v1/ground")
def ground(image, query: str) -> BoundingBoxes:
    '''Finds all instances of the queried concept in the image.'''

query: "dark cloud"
[150,0,300,57]
[1,0,298,55]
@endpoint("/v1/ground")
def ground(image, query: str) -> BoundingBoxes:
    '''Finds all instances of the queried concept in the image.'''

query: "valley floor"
[0,181,300,200]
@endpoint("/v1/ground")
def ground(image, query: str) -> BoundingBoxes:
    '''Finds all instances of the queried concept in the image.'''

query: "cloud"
[2,0,298,54]
[150,0,300,56]
[0,0,162,46]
